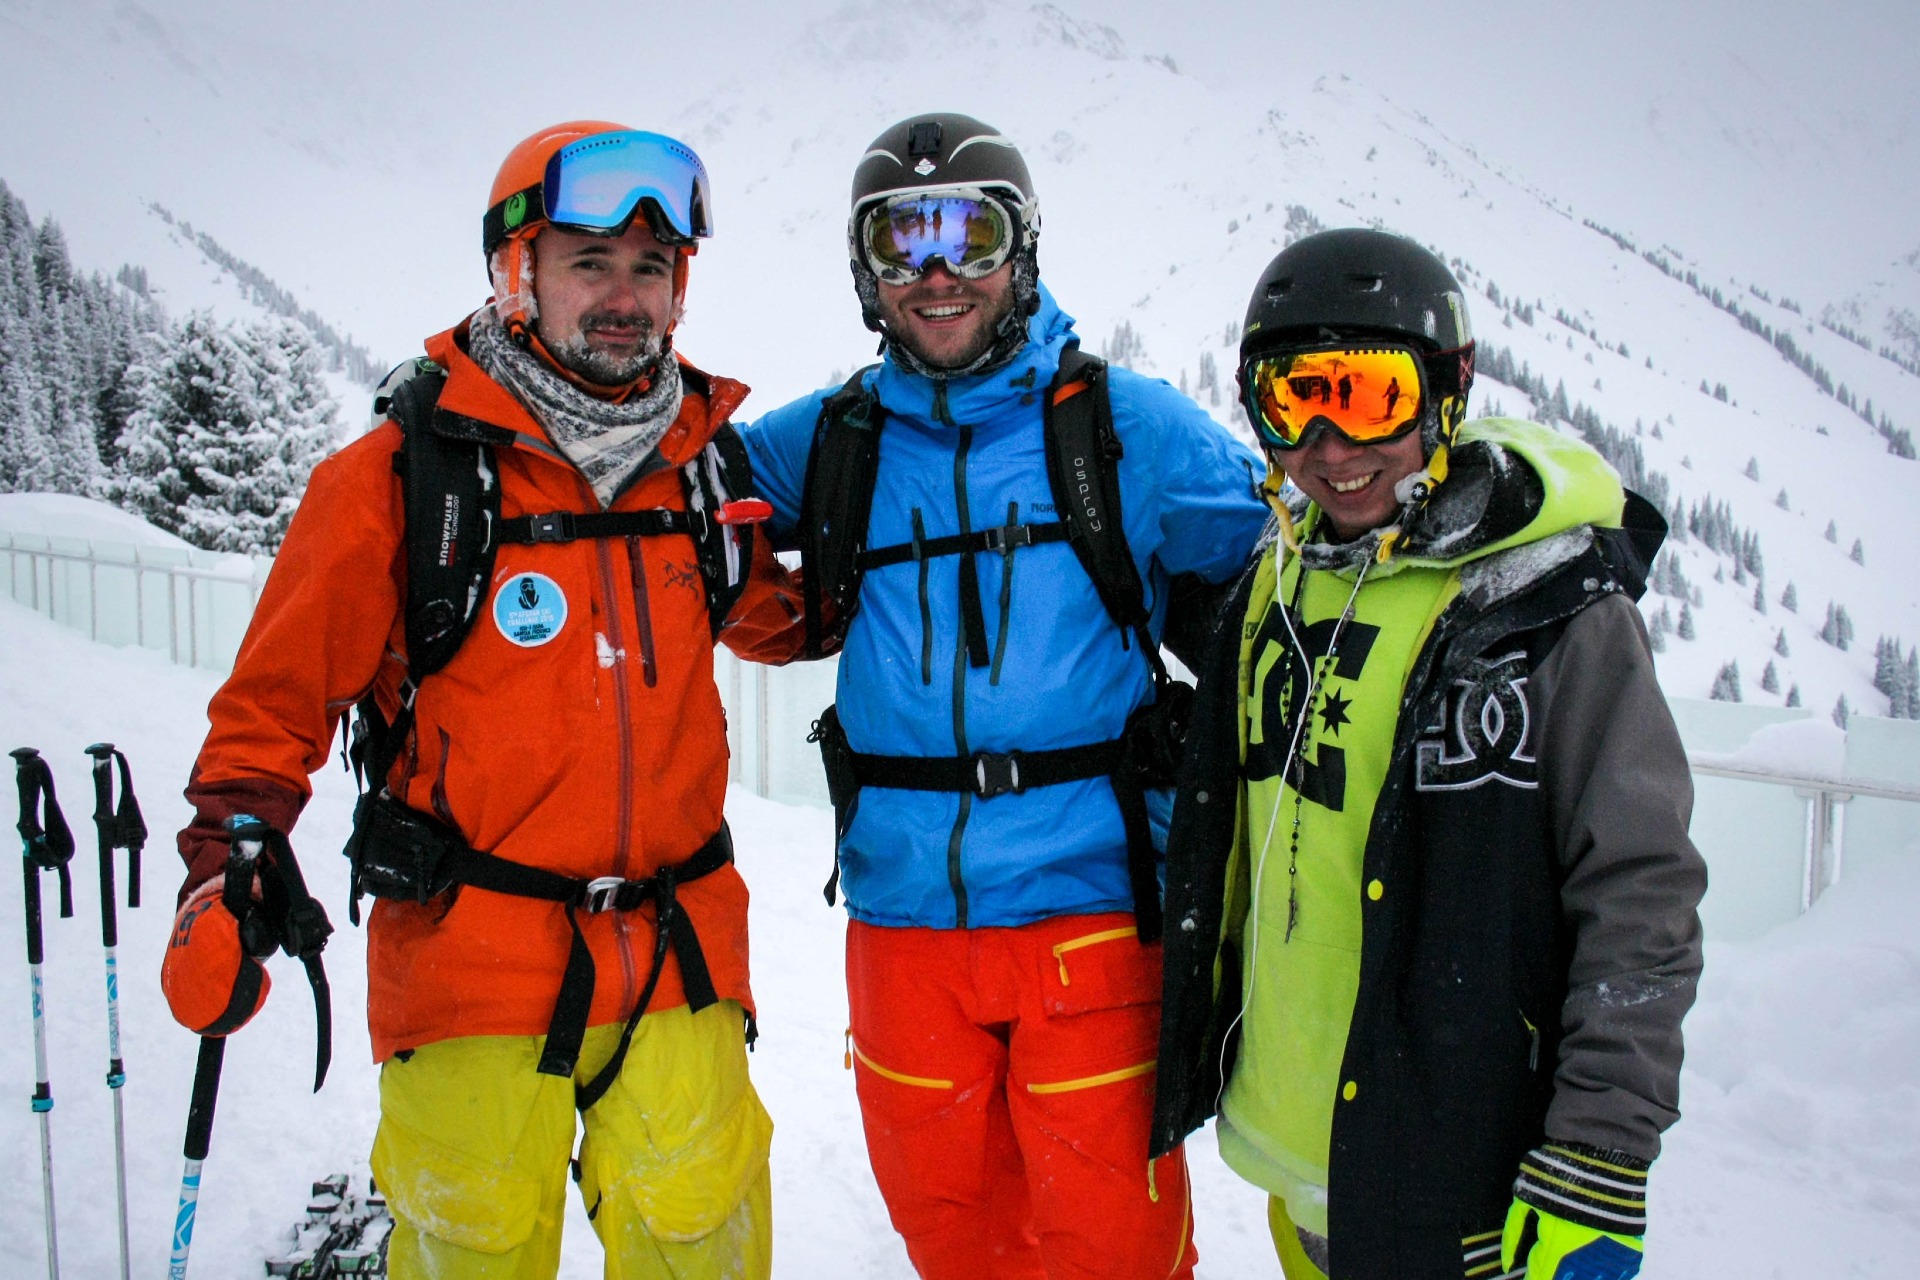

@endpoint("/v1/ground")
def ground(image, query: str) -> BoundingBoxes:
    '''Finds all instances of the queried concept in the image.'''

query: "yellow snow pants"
[1268,1197,1330,1280]
[370,1000,772,1280]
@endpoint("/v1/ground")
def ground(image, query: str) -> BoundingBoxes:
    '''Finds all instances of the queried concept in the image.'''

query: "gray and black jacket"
[1150,441,1707,1277]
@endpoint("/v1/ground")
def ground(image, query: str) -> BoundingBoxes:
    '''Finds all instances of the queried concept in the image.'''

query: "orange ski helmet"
[483,120,712,342]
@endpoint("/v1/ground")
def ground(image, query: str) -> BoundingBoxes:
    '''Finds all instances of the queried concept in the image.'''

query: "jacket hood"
[1299,417,1624,578]
[869,281,1078,425]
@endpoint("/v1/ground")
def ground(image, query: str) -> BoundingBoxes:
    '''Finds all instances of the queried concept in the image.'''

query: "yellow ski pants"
[1268,1197,1330,1280]
[371,1000,772,1280]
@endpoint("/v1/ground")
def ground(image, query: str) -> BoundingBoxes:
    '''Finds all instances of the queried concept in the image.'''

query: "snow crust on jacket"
[743,284,1271,928]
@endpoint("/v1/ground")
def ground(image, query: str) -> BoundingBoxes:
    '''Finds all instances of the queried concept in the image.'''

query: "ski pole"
[167,819,260,1280]
[14,746,76,1280]
[85,743,145,1280]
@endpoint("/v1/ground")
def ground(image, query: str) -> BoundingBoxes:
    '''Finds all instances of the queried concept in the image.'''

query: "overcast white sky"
[1097,0,1920,294]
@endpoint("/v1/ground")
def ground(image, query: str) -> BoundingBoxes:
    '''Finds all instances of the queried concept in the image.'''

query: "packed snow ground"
[1,597,1916,1277]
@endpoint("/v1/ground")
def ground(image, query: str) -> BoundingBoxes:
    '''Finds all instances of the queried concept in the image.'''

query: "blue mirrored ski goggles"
[486,130,713,253]
[859,192,1015,285]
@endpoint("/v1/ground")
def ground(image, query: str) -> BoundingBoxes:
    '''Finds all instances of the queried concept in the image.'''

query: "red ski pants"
[846,913,1198,1280]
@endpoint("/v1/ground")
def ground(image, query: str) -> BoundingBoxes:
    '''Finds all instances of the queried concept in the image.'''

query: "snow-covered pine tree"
[1850,538,1865,565]
[1832,695,1850,730]
[1677,602,1696,641]
[1743,457,1759,480]
[1785,684,1802,708]
[1775,629,1790,656]
[1760,660,1780,694]
[113,314,338,555]
[1708,661,1742,702]
[1775,488,1790,509]
[1780,580,1798,612]
[1752,581,1766,613]
[1824,520,1838,543]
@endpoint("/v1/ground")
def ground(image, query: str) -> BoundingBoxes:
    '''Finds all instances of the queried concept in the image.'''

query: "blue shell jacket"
[742,284,1270,929]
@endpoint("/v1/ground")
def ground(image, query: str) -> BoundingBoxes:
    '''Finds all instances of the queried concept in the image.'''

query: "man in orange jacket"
[159,122,806,1279]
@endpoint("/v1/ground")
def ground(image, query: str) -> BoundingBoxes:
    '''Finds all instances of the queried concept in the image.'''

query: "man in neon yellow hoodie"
[1151,229,1705,1279]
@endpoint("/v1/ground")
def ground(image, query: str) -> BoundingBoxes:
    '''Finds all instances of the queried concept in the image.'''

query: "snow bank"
[0,492,192,550]
[1654,855,1920,1275]
[1691,716,1850,784]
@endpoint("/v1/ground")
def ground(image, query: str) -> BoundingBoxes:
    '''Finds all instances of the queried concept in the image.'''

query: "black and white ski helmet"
[847,113,1043,341]
[1239,228,1475,449]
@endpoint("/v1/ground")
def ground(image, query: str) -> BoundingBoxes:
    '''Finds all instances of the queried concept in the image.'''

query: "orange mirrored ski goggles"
[1242,346,1426,451]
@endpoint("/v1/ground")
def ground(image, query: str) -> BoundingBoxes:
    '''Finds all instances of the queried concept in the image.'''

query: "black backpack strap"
[858,518,1072,568]
[498,508,697,543]
[797,368,885,659]
[344,365,507,912]
[1042,348,1168,686]
[684,423,758,641]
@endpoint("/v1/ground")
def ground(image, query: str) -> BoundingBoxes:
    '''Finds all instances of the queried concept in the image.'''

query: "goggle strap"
[483,184,544,256]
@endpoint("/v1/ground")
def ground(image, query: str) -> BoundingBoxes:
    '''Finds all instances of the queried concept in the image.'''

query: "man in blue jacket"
[743,113,1269,1279]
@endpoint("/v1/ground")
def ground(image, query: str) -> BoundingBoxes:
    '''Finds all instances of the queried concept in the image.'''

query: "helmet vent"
[1264,276,1294,299]
[1345,273,1385,293]
[908,122,944,156]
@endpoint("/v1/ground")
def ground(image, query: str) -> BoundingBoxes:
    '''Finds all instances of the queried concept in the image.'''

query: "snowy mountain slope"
[0,0,1914,715]
[3,591,1917,1277]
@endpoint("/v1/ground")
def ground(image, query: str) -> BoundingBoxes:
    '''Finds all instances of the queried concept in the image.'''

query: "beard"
[545,313,666,386]
[879,283,1020,372]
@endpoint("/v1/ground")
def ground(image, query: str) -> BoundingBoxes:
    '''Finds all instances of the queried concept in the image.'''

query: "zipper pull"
[1147,1156,1160,1204]
[1053,945,1071,987]
[843,1027,853,1071]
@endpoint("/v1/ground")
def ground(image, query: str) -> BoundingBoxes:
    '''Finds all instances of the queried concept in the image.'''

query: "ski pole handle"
[86,745,122,949]
[169,1037,224,1280]
[181,1034,226,1164]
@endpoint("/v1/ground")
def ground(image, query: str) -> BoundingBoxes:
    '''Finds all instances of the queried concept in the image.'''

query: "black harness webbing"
[812,706,1168,942]
[389,808,734,1107]
[498,507,701,546]
[856,519,1073,570]
[846,738,1124,800]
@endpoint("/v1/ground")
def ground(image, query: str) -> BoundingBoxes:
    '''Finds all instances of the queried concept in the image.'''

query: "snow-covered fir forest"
[0,180,340,555]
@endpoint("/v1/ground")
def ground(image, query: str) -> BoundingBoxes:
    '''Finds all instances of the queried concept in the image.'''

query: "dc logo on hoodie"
[494,572,568,648]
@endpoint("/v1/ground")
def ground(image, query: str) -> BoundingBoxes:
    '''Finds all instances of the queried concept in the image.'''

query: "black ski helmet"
[1238,228,1475,452]
[848,112,1042,374]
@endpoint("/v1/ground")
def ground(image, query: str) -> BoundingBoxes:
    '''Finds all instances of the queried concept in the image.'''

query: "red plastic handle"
[715,499,773,526]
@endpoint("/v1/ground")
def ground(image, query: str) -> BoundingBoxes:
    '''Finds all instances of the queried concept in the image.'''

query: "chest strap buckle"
[972,750,1027,798]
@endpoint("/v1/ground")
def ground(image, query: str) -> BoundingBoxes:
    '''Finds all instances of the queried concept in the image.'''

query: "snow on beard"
[546,311,666,387]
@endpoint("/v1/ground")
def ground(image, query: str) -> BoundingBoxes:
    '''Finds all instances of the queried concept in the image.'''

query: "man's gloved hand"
[1503,1142,1650,1280]
[161,878,270,1035]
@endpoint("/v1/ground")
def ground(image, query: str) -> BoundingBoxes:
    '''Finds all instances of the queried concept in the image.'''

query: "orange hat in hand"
[161,879,269,1036]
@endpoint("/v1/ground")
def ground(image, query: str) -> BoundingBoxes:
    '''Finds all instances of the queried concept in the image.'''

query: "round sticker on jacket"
[493,572,568,647]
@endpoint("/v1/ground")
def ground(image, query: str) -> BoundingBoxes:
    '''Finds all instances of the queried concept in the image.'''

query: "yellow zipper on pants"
[1050,927,1138,986]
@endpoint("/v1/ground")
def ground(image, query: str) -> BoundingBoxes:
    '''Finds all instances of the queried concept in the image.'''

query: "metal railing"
[2,532,266,670]
[1687,759,1920,911]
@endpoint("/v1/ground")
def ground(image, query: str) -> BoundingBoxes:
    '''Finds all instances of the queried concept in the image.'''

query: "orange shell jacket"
[177,319,807,1062]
